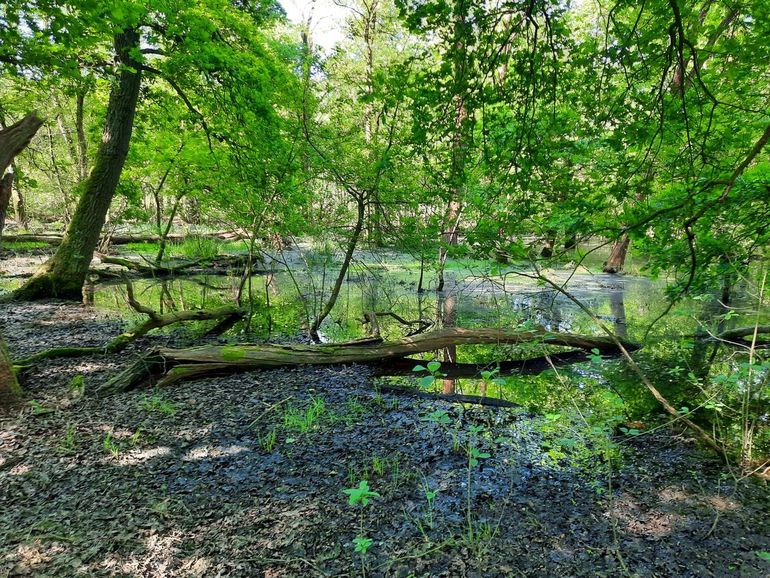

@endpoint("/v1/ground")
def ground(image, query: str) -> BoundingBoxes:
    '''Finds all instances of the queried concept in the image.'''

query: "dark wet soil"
[1,302,769,577]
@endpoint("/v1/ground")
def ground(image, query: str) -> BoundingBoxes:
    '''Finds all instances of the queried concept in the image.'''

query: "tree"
[2,0,289,300]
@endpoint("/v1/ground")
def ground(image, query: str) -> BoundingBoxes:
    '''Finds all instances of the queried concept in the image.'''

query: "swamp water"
[3,247,768,459]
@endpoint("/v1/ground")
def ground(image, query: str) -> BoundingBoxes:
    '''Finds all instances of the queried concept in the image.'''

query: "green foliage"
[68,375,85,396]
[102,432,120,457]
[353,536,373,555]
[172,237,221,261]
[413,361,446,389]
[283,398,326,432]
[141,393,178,416]
[58,424,77,454]
[259,428,277,453]
[343,480,380,507]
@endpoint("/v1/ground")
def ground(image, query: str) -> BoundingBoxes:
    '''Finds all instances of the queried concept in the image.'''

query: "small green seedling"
[259,428,277,452]
[353,536,373,555]
[28,400,54,416]
[469,447,490,467]
[68,375,85,396]
[343,480,380,506]
[103,432,120,457]
[423,409,451,425]
[344,480,380,578]
[58,424,77,453]
[412,361,446,388]
[756,551,770,561]
[141,393,178,416]
[480,367,506,387]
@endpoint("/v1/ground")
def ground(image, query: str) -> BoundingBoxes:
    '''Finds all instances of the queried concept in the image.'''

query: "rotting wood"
[98,327,638,394]
[1,230,244,246]
[94,253,260,278]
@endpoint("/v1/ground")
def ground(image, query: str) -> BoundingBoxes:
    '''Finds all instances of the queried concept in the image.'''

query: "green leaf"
[419,375,436,388]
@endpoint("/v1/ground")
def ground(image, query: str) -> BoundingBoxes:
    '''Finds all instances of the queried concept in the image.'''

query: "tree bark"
[75,91,88,182]
[437,0,470,293]
[13,28,142,301]
[98,327,638,393]
[0,172,13,241]
[603,233,630,274]
[10,164,27,230]
[0,113,44,178]
[0,113,43,241]
[0,330,21,407]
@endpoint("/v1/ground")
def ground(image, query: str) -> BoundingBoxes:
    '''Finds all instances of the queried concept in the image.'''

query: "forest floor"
[1,301,770,578]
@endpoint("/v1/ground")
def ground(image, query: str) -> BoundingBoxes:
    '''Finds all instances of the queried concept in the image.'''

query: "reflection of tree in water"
[690,294,733,381]
[609,289,627,338]
[438,293,457,394]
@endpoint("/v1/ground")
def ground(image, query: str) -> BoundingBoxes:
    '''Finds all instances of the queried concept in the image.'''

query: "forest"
[0,0,769,575]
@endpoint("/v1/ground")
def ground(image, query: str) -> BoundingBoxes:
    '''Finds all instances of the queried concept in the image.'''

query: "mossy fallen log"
[98,327,638,394]
[2,231,242,246]
[97,253,257,277]
[715,325,770,345]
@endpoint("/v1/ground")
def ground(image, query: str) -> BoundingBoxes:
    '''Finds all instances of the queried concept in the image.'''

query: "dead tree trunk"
[99,327,638,393]
[14,28,142,301]
[603,233,630,274]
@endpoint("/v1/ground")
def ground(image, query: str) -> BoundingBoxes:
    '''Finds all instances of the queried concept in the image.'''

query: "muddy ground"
[1,301,769,578]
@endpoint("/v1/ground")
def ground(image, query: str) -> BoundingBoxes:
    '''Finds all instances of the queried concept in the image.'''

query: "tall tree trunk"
[603,233,630,274]
[10,164,27,229]
[14,28,142,301]
[439,293,457,394]
[361,0,383,246]
[76,91,88,182]
[437,0,470,293]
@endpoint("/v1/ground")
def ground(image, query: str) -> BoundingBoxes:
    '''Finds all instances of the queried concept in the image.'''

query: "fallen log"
[98,327,638,394]
[1,230,244,246]
[376,385,521,408]
[715,325,770,345]
[371,350,595,378]
[96,253,258,277]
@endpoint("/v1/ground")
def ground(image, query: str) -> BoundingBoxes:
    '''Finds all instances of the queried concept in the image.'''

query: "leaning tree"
[0,112,43,240]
